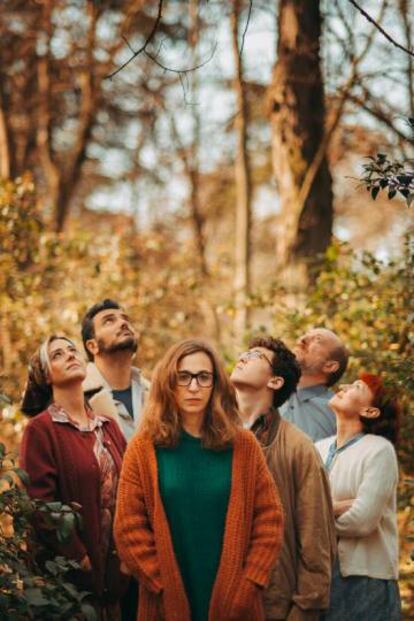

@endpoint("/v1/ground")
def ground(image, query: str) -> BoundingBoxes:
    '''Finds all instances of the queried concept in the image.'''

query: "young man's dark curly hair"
[249,336,301,408]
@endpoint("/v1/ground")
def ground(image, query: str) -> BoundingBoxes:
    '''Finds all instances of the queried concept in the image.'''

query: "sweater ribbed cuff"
[244,564,271,588]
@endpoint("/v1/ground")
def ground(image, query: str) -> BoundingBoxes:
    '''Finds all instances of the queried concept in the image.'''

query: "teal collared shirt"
[279,384,336,442]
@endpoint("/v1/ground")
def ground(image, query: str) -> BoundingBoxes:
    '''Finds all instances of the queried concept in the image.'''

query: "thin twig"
[144,42,217,75]
[122,35,135,54]
[105,0,164,79]
[347,0,414,58]
[239,0,253,58]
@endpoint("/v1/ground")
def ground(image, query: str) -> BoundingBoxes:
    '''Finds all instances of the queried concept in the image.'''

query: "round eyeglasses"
[176,371,214,387]
[238,350,273,369]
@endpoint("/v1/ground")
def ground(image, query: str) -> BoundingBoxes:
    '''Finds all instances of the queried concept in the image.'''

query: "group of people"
[19,299,401,621]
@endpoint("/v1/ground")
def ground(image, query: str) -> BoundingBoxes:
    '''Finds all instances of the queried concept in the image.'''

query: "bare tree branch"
[108,0,217,89]
[239,0,253,58]
[144,42,217,75]
[347,0,414,57]
[348,89,414,144]
[105,0,164,79]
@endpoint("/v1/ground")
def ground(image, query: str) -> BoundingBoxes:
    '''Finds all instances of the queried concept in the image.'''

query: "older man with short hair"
[280,328,348,442]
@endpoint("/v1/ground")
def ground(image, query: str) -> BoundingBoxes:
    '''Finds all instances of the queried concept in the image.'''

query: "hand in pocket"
[229,578,260,621]
[79,554,92,572]
[156,592,165,621]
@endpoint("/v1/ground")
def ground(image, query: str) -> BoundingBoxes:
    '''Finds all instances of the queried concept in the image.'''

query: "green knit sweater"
[156,430,233,621]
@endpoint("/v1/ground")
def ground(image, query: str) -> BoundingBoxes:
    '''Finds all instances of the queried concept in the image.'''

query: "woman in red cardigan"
[114,338,284,621]
[20,335,128,619]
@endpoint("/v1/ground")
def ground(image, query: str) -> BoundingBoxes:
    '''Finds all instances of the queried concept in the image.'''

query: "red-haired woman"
[316,373,401,621]
[20,335,128,619]
[114,338,284,621]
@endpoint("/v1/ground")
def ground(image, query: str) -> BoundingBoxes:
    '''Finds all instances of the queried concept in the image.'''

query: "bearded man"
[81,299,149,442]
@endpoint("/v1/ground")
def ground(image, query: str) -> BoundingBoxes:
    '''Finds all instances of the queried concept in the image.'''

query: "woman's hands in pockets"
[79,555,92,572]
[120,561,131,575]
[228,577,262,621]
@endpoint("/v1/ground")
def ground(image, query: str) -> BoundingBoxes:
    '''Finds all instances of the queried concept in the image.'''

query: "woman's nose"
[188,377,199,390]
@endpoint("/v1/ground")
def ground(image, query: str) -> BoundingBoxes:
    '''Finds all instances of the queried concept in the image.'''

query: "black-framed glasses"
[238,350,273,369]
[176,371,214,387]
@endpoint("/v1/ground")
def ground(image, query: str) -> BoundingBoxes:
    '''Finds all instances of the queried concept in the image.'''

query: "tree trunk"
[269,0,333,268]
[398,0,414,119]
[54,1,98,232]
[0,93,10,178]
[36,2,60,218]
[187,0,208,277]
[232,0,252,337]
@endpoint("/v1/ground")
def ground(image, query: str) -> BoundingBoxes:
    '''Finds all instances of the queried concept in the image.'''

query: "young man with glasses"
[231,336,336,621]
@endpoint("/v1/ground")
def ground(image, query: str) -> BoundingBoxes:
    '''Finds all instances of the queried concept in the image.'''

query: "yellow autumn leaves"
[0,458,24,539]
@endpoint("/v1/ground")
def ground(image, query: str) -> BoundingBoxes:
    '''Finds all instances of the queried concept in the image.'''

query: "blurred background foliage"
[1,0,414,615]
[1,176,413,614]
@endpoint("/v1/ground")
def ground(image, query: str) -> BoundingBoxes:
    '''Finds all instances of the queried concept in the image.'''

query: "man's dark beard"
[97,336,138,356]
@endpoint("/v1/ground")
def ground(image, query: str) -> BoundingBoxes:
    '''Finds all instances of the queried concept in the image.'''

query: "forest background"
[0,0,413,617]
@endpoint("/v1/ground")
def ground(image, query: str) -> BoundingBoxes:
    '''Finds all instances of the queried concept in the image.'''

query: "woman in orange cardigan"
[114,338,284,621]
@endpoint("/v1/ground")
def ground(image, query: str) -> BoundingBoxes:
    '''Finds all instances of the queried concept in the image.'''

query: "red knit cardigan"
[114,429,284,621]
[20,408,126,598]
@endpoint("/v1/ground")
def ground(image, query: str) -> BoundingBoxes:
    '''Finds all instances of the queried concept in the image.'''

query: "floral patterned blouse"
[49,403,119,569]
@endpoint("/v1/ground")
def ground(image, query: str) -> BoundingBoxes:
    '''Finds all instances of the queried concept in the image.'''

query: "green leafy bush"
[0,442,96,620]
[361,152,414,207]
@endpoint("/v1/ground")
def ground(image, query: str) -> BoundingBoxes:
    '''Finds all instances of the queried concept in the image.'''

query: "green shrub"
[0,442,96,620]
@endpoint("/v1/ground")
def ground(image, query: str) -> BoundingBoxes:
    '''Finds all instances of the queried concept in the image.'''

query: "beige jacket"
[83,362,150,442]
[253,410,336,621]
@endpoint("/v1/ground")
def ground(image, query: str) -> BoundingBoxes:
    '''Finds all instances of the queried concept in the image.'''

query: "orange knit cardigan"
[114,429,284,621]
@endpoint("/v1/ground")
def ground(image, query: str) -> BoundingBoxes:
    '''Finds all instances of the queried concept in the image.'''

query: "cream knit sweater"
[316,434,399,580]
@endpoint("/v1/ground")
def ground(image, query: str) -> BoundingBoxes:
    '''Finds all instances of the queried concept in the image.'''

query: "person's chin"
[329,395,340,409]
[112,337,138,353]
[230,368,245,382]
[182,405,205,416]
[62,371,86,384]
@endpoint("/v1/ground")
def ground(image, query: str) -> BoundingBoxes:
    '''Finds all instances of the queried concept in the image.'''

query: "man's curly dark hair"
[249,336,301,408]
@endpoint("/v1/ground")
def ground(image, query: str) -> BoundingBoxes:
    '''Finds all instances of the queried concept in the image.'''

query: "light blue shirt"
[279,384,336,442]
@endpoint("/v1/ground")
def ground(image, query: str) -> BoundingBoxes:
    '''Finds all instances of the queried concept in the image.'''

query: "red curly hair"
[359,372,400,445]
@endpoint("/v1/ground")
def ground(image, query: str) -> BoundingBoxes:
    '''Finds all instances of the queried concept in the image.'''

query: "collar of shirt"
[49,403,109,432]
[251,407,281,446]
[295,384,331,402]
[324,432,365,472]
[84,362,145,394]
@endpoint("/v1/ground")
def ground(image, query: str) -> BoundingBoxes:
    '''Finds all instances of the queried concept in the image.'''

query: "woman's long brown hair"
[138,338,241,449]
